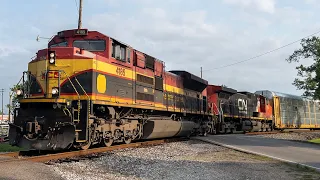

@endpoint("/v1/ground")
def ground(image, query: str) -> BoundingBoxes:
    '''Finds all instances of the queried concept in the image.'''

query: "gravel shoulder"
[49,140,320,180]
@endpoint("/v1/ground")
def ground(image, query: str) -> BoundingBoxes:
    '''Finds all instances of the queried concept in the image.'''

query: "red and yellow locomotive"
[8,28,279,151]
[8,29,214,150]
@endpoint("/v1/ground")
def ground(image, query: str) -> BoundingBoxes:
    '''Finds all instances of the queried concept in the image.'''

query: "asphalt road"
[193,134,320,171]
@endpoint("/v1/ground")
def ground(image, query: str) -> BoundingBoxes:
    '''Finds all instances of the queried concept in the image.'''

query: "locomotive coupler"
[26,116,44,134]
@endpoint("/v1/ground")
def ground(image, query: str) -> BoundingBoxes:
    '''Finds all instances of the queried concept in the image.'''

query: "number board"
[74,29,88,36]
[116,67,125,76]
[57,31,64,37]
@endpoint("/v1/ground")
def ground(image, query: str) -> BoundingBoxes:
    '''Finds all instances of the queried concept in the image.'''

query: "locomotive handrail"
[73,76,91,101]
[59,70,89,123]
[22,71,31,97]
[59,70,90,101]
[212,102,220,115]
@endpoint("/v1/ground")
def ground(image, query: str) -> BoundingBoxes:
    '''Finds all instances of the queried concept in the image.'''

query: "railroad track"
[244,129,320,135]
[1,129,318,163]
[244,131,281,135]
[0,138,184,164]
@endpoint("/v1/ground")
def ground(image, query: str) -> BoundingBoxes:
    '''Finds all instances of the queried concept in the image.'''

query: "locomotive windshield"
[49,41,68,47]
[73,39,106,51]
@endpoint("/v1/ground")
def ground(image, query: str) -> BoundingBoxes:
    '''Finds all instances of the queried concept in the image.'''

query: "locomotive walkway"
[193,134,320,172]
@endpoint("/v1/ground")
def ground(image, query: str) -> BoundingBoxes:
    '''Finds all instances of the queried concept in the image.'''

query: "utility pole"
[8,91,13,123]
[200,67,202,78]
[0,89,4,122]
[78,0,83,29]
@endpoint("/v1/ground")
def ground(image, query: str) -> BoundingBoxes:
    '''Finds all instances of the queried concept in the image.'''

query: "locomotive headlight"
[52,87,59,95]
[49,52,55,58]
[49,58,55,64]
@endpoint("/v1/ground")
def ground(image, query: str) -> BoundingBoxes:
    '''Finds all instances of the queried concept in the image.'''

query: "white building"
[0,115,9,124]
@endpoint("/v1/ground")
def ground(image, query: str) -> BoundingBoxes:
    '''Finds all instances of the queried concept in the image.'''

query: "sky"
[0,0,319,113]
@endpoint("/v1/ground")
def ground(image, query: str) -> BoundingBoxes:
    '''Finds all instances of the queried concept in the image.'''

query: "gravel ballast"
[49,140,320,180]
[259,132,320,141]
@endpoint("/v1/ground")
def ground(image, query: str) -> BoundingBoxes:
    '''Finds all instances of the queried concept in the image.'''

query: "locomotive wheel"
[80,140,91,150]
[124,137,132,144]
[103,138,113,147]
[203,132,207,136]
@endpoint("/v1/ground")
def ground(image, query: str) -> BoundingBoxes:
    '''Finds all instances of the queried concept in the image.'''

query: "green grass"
[308,138,320,144]
[0,143,24,152]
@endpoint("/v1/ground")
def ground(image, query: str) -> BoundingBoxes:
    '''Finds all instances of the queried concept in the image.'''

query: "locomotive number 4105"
[116,67,125,76]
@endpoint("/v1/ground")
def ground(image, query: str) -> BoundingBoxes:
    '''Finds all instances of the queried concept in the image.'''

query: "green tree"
[286,36,320,99]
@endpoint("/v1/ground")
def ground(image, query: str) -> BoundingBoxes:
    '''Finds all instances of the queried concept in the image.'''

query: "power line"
[74,0,79,11]
[202,29,320,72]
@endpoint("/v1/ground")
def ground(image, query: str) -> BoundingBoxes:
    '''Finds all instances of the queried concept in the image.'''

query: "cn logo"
[238,98,248,114]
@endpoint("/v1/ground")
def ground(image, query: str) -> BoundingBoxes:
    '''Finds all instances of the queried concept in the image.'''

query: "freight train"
[8,28,320,151]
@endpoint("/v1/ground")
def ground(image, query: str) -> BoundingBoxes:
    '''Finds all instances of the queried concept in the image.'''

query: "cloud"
[223,0,276,14]
[0,0,316,116]
[275,6,301,25]
[30,26,42,35]
[102,0,121,7]
[87,5,306,96]
[304,0,317,5]
[0,45,30,58]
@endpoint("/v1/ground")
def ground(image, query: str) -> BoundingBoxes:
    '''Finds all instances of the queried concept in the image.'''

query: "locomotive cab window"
[127,48,131,63]
[73,40,106,51]
[49,41,68,47]
[111,40,128,62]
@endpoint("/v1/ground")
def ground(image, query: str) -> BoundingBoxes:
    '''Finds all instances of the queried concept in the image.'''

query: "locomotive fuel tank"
[175,120,198,137]
[141,118,196,139]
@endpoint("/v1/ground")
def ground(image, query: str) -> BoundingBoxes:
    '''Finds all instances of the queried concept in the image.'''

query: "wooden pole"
[0,89,4,121]
[8,91,13,122]
[78,0,83,29]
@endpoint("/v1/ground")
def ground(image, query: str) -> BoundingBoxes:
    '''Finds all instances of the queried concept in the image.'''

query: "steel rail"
[0,138,183,163]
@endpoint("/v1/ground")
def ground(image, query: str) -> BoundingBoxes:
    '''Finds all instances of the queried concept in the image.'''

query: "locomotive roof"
[208,85,237,94]
[169,70,208,85]
[255,90,303,100]
[49,29,164,63]
[238,91,253,95]
[169,70,208,92]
